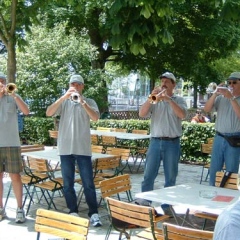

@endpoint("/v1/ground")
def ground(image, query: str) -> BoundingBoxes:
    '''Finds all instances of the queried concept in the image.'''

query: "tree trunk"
[7,39,16,83]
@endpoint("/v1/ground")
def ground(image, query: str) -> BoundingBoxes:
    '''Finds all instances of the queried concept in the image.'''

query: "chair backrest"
[91,145,103,153]
[201,143,212,154]
[21,144,45,153]
[97,127,112,131]
[99,174,133,201]
[91,134,99,145]
[106,147,131,162]
[27,157,49,173]
[101,135,118,148]
[215,171,239,190]
[93,155,121,174]
[35,208,89,240]
[207,138,214,144]
[105,197,157,229]
[48,130,58,139]
[112,128,127,133]
[132,129,148,135]
[162,222,213,240]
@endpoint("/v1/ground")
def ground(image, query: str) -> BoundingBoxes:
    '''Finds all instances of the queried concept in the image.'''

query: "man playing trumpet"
[0,72,30,223]
[136,72,187,214]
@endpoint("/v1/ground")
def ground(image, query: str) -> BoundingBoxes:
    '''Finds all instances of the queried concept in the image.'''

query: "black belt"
[152,137,179,141]
[216,131,226,138]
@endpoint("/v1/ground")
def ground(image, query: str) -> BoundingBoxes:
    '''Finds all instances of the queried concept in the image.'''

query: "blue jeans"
[60,155,98,217]
[209,133,240,186]
[141,137,180,192]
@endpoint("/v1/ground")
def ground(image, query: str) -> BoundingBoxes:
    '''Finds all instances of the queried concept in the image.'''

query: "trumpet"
[70,92,81,103]
[6,83,17,95]
[148,89,166,104]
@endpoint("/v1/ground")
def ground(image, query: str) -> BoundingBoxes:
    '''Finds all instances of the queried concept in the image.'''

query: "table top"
[21,148,115,162]
[135,183,240,215]
[91,129,151,140]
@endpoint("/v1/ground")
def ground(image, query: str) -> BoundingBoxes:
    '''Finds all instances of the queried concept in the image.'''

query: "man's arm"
[13,94,30,115]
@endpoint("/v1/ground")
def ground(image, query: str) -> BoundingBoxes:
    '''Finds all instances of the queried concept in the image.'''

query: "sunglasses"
[228,81,238,85]
[196,111,202,114]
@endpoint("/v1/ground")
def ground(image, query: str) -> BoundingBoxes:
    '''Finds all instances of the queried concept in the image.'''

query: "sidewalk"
[2,162,209,240]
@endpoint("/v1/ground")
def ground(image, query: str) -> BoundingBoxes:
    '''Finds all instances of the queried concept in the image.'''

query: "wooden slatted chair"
[162,222,213,240]
[194,171,239,229]
[77,155,122,207]
[99,174,134,240]
[4,158,49,213]
[28,157,64,212]
[91,134,99,145]
[48,130,58,147]
[99,174,134,204]
[112,128,127,133]
[21,144,45,153]
[91,144,103,153]
[100,135,118,153]
[105,197,169,240]
[96,127,112,131]
[106,147,132,173]
[35,208,89,240]
[199,138,214,184]
[131,129,149,173]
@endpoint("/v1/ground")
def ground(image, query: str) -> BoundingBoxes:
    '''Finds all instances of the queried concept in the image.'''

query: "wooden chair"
[77,155,122,207]
[91,144,103,153]
[35,208,89,240]
[199,138,214,184]
[194,171,239,229]
[112,128,127,133]
[106,147,132,173]
[105,197,168,240]
[28,157,64,212]
[99,174,134,204]
[91,134,99,145]
[131,129,149,173]
[97,127,112,131]
[99,174,134,239]
[4,158,49,213]
[162,222,213,240]
[21,144,45,153]
[48,130,58,146]
[100,135,118,153]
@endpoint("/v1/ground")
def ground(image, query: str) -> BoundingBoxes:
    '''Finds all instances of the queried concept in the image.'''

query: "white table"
[135,183,240,216]
[91,129,151,140]
[21,148,115,163]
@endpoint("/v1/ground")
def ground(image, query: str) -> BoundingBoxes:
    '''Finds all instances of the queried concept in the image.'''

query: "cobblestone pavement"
[1,159,213,240]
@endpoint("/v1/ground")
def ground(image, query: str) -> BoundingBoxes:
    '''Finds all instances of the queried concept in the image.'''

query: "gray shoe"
[90,213,102,227]
[0,208,6,221]
[15,207,25,223]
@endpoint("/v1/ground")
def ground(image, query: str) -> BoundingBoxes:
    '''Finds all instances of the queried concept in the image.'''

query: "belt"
[152,137,180,141]
[216,131,225,138]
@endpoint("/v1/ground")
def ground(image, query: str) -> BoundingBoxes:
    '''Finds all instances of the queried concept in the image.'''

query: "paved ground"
[1,159,213,240]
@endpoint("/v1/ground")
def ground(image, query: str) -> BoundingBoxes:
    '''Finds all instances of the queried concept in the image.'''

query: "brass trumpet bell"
[148,94,159,104]
[6,83,17,95]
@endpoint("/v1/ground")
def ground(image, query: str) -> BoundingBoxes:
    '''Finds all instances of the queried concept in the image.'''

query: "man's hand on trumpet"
[148,87,172,104]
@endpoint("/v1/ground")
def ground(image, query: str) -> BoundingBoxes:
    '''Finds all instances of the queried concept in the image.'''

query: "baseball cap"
[160,72,176,82]
[69,74,84,84]
[0,72,6,81]
[228,72,240,80]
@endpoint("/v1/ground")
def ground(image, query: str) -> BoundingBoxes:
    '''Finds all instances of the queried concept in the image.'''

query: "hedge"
[20,117,215,164]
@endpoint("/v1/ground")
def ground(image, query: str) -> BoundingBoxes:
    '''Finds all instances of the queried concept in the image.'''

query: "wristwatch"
[230,96,236,101]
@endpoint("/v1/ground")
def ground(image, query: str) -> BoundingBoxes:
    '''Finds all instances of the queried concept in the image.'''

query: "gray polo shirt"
[146,95,187,138]
[0,95,21,147]
[55,97,99,156]
[213,95,240,133]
